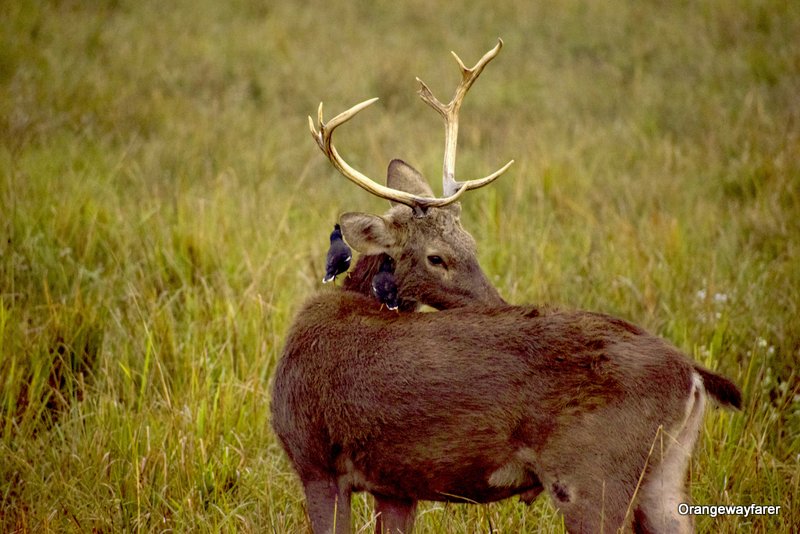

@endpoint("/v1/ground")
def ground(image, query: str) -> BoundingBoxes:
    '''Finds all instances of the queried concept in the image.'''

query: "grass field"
[1,0,798,532]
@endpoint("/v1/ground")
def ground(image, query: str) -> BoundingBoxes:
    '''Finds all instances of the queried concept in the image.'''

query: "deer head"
[309,40,512,310]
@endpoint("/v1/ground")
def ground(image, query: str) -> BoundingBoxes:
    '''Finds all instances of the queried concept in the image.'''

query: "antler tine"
[309,98,470,216]
[416,38,514,197]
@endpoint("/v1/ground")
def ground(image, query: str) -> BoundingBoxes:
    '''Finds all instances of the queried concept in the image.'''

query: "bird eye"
[427,255,445,267]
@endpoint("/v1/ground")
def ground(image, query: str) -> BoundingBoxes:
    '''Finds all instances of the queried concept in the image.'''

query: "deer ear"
[338,212,396,254]
[386,159,434,205]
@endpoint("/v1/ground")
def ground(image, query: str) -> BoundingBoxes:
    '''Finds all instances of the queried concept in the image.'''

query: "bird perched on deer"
[371,254,399,311]
[322,223,351,284]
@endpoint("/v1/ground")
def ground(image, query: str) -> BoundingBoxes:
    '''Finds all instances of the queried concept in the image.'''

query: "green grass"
[1,0,798,532]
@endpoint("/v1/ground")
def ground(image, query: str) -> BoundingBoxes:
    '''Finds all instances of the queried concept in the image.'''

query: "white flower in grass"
[696,288,707,300]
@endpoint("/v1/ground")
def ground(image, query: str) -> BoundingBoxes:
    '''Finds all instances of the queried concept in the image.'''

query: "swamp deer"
[271,40,741,534]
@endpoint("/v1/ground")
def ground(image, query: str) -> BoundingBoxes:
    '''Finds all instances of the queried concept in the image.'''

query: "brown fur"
[271,291,741,533]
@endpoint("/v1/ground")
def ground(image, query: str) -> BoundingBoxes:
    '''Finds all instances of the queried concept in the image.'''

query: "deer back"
[271,290,696,503]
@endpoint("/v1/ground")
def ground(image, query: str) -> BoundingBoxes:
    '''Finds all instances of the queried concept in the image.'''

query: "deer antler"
[416,38,514,197]
[309,99,468,215]
[309,39,513,215]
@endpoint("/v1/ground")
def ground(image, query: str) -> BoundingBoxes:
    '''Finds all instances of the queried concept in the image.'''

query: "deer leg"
[303,478,352,534]
[527,443,643,531]
[634,374,705,534]
[550,482,631,534]
[373,494,417,534]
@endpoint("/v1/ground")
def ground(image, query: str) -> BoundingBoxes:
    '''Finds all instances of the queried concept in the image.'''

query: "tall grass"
[2,0,798,532]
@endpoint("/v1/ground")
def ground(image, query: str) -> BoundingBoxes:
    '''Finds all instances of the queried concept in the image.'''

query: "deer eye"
[427,255,446,268]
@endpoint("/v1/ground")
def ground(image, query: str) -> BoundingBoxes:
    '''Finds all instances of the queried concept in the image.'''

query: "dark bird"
[371,254,399,311]
[322,224,352,284]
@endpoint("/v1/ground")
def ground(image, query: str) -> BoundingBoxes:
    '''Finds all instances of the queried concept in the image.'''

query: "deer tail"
[694,365,742,410]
